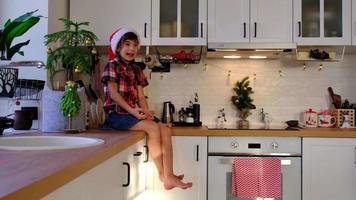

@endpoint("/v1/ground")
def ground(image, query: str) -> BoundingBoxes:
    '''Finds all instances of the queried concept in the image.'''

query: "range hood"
[207,42,297,59]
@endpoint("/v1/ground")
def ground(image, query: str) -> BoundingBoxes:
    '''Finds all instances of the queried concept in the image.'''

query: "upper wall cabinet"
[151,0,207,45]
[70,0,151,46]
[208,0,293,48]
[294,0,351,45]
[352,0,356,45]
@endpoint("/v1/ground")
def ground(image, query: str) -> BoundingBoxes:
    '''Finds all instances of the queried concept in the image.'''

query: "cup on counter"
[318,110,336,128]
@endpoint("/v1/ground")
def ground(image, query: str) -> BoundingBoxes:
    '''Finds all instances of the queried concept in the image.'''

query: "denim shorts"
[106,112,141,130]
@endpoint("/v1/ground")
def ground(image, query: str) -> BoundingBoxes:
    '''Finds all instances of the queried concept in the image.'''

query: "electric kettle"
[162,101,175,123]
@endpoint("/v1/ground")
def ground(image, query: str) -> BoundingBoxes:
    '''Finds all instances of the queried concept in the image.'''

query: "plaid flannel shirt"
[102,56,148,114]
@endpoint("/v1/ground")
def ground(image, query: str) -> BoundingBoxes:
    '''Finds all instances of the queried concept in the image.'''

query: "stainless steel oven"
[208,137,301,200]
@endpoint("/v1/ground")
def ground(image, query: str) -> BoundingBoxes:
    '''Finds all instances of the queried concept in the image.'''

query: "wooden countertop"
[0,130,145,200]
[1,126,356,200]
[172,126,356,138]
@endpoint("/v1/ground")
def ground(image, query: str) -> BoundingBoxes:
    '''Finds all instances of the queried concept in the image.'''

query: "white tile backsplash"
[145,55,356,127]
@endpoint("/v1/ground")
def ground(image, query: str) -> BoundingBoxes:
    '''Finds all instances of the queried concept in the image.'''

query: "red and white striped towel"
[231,158,281,198]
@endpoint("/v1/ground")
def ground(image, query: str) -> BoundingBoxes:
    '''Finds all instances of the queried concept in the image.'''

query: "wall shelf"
[295,46,345,62]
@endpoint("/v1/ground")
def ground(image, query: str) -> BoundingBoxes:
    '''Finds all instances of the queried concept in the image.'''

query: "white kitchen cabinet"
[352,0,356,45]
[303,138,356,200]
[151,0,207,45]
[43,139,148,200]
[70,0,151,46]
[294,0,351,45]
[149,136,207,200]
[208,0,293,48]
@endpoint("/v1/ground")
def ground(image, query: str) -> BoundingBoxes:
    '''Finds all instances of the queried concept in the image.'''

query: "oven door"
[208,156,301,200]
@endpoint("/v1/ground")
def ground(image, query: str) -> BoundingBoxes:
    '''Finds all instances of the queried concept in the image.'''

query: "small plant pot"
[238,119,249,129]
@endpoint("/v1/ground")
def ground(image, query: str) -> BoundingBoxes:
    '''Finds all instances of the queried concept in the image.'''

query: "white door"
[151,0,207,45]
[207,0,249,46]
[352,0,356,45]
[152,136,207,200]
[250,0,293,43]
[70,0,151,46]
[294,0,351,45]
[303,138,356,200]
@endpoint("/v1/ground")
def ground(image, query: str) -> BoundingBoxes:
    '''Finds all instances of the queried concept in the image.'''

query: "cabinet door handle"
[144,145,149,163]
[200,22,203,38]
[243,22,246,38]
[254,22,257,38]
[298,21,301,37]
[144,23,147,38]
[196,145,199,162]
[354,147,356,164]
[134,151,142,156]
[122,162,130,187]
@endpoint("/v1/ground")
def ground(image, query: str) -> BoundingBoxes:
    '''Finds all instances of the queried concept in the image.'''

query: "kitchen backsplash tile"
[146,55,356,127]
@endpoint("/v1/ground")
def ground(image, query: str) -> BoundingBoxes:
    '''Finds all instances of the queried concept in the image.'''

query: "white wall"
[146,54,356,127]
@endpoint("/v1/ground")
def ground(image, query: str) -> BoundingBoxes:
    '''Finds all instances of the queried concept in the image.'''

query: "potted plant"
[44,18,98,89]
[231,76,256,129]
[42,18,98,132]
[0,10,42,61]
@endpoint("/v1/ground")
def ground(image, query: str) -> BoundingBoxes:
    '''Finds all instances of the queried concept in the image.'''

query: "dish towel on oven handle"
[231,158,282,199]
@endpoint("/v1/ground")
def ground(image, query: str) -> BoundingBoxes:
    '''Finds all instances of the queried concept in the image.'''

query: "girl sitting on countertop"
[101,27,192,190]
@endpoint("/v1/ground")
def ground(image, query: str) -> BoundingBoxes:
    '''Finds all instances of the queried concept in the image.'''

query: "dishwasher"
[208,137,301,200]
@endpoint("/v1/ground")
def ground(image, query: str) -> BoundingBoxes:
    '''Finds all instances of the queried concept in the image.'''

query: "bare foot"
[160,174,184,181]
[162,175,192,190]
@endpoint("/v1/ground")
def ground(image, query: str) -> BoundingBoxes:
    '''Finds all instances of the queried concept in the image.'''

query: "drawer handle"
[122,162,130,187]
[144,145,149,163]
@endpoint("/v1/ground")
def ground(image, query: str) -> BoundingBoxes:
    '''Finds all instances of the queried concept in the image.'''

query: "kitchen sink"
[0,136,105,150]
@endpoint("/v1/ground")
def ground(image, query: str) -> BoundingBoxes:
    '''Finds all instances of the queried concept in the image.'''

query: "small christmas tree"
[231,76,256,129]
[60,81,81,133]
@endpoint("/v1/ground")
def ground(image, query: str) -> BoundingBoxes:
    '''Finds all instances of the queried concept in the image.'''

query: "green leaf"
[5,17,40,50]
[6,40,30,60]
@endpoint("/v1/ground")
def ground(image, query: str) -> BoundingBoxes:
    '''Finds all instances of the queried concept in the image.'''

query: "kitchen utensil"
[328,87,341,109]
[162,101,175,123]
[302,109,318,127]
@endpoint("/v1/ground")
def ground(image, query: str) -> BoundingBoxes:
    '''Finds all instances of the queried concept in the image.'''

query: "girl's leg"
[130,120,191,189]
[158,123,192,189]
[130,120,164,176]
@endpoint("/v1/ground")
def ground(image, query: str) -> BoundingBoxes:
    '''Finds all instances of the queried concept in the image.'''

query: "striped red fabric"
[231,158,281,198]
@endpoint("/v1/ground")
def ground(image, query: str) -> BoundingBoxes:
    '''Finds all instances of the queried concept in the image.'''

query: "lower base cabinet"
[303,138,356,200]
[147,136,207,200]
[43,139,147,200]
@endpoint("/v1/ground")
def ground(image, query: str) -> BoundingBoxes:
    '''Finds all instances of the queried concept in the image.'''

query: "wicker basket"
[332,109,355,128]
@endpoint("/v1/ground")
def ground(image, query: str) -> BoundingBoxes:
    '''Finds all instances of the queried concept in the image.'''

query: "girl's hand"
[132,107,146,120]
[144,110,154,121]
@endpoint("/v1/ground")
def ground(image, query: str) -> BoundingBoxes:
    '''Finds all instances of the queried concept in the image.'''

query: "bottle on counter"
[193,92,200,123]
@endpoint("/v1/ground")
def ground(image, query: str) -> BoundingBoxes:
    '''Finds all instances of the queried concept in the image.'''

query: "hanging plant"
[0,10,42,60]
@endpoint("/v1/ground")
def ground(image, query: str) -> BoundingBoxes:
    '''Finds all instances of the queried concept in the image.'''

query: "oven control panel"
[209,137,301,155]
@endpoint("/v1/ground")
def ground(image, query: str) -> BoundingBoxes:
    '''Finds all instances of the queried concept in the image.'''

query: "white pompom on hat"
[108,27,140,60]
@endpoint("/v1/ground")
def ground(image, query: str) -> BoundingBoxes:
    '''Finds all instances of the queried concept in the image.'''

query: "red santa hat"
[108,27,140,60]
